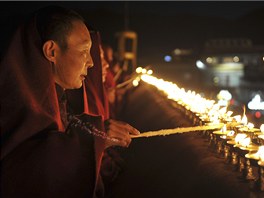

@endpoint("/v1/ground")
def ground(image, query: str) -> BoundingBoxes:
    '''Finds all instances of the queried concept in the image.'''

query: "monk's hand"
[104,119,140,148]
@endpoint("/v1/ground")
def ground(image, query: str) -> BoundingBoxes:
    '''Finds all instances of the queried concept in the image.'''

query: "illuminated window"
[206,57,213,63]
[233,56,239,62]
[213,76,219,85]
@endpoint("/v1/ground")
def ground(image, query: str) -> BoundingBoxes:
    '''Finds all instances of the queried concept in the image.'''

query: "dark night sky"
[1,1,264,66]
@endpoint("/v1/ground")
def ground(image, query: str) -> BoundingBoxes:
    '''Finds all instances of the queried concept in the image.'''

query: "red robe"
[1,14,101,198]
[66,31,122,197]
[66,31,109,197]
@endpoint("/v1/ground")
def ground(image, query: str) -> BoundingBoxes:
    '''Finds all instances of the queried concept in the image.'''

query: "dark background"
[1,1,264,67]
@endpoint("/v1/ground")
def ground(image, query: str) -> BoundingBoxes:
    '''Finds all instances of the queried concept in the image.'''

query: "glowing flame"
[226,111,233,117]
[141,68,147,74]
[136,67,143,74]
[257,146,264,161]
[260,124,264,133]
[209,115,220,124]
[235,133,247,144]
[241,115,248,125]
[140,74,217,117]
[132,79,139,87]
[140,74,259,134]
[240,137,251,147]
[221,124,227,132]
[147,69,153,75]
[219,107,227,115]
[247,122,254,130]
[233,115,241,122]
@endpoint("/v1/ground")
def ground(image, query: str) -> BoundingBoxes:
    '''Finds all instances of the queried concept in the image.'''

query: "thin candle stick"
[131,124,224,138]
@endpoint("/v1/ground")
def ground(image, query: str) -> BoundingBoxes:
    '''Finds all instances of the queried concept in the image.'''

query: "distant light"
[132,79,139,87]
[233,56,239,62]
[217,90,232,101]
[206,57,213,63]
[261,124,264,132]
[219,62,243,69]
[196,60,206,69]
[229,98,235,105]
[248,94,264,110]
[174,49,181,55]
[164,55,172,62]
[255,111,262,119]
[136,67,143,73]
[213,77,219,85]
[263,57,264,62]
[147,69,153,75]
[218,99,228,107]
[142,68,147,74]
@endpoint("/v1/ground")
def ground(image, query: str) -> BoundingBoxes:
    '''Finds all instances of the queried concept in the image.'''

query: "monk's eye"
[81,49,89,57]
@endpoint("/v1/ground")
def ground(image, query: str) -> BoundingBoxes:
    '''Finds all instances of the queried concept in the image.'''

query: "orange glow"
[255,111,261,118]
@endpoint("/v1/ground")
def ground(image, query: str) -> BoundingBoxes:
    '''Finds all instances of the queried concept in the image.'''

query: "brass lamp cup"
[234,125,245,133]
[203,122,221,142]
[234,144,258,181]
[213,130,233,156]
[233,145,249,173]
[257,134,264,145]
[245,153,260,186]
[220,135,234,161]
[227,140,238,166]
[239,128,260,140]
[257,161,264,191]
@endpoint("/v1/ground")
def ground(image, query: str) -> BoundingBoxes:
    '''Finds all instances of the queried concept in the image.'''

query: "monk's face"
[100,45,109,83]
[54,20,93,89]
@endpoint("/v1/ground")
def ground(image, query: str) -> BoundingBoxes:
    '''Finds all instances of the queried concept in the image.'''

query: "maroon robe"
[66,31,109,197]
[1,14,102,198]
[66,31,123,196]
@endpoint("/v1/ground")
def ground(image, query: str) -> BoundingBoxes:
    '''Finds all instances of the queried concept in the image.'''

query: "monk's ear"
[42,40,57,63]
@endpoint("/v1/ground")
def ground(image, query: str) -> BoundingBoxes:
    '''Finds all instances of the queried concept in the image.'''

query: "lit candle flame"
[257,146,264,161]
[240,137,251,147]
[235,133,247,145]
[260,124,264,133]
[132,79,139,87]
[141,68,147,74]
[140,74,260,137]
[219,107,227,115]
[147,69,153,75]
[233,115,241,122]
[247,122,254,130]
[226,111,233,117]
[221,124,227,132]
[241,115,248,125]
[136,67,143,73]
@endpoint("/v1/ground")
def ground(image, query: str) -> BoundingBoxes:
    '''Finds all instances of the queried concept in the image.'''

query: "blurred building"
[197,38,264,87]
[196,38,264,125]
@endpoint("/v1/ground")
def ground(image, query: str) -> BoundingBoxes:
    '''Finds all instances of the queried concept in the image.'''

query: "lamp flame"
[136,67,143,74]
[221,124,227,132]
[235,133,247,145]
[260,124,264,133]
[257,146,264,162]
[247,122,254,130]
[233,115,241,122]
[241,115,248,125]
[240,137,251,147]
[226,111,233,117]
